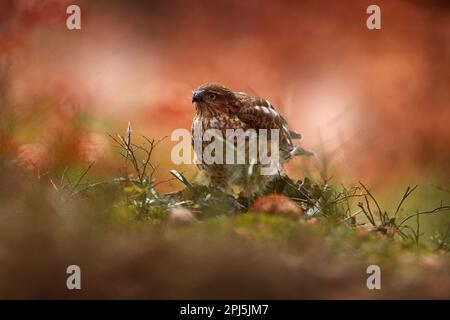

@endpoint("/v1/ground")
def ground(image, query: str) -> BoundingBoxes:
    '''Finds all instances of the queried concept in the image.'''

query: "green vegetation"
[0,125,449,299]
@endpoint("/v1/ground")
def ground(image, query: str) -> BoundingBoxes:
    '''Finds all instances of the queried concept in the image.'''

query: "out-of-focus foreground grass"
[0,111,449,299]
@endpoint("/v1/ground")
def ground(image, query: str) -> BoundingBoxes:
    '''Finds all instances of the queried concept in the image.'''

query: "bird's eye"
[207,93,216,100]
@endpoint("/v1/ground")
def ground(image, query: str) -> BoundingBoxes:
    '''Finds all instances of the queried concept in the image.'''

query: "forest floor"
[0,131,449,299]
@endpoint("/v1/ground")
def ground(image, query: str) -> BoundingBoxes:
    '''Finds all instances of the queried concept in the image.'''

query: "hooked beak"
[192,90,205,103]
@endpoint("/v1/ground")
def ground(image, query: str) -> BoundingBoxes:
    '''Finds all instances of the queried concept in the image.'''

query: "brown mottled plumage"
[191,83,312,194]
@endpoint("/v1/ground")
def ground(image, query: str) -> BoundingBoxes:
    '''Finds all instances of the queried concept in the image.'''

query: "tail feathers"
[290,146,314,157]
[289,130,302,139]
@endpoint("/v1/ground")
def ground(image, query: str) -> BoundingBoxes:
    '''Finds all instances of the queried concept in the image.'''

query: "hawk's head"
[192,83,238,116]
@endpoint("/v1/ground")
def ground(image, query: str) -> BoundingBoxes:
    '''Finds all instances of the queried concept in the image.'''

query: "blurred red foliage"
[0,0,449,186]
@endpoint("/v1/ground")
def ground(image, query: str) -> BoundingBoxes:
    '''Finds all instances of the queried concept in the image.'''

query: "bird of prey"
[191,83,312,195]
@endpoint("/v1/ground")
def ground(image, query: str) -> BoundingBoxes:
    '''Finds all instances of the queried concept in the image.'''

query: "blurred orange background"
[0,0,449,193]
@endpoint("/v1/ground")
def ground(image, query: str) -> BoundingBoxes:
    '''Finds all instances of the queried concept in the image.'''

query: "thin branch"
[70,162,95,195]
[340,210,363,223]
[359,181,383,223]
[358,202,376,227]
[398,205,450,227]
[394,185,418,219]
